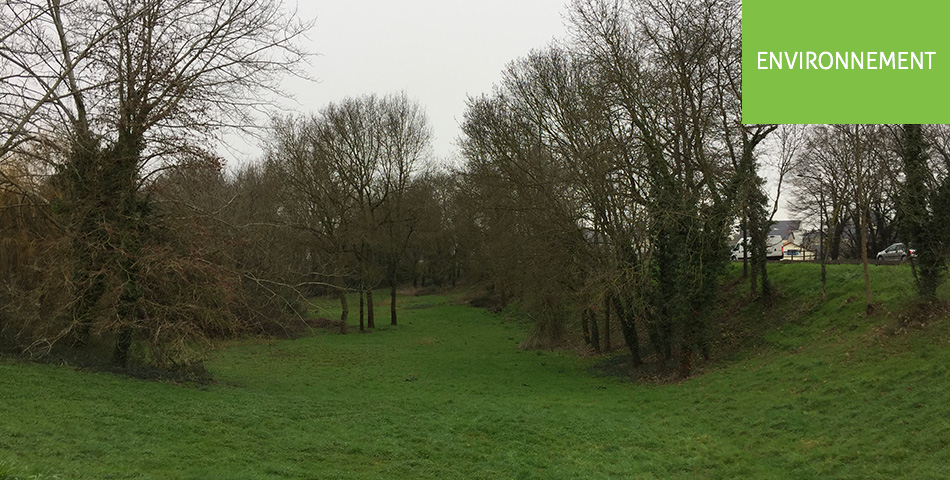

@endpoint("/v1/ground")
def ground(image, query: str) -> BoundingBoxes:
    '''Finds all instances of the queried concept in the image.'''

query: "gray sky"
[222,1,796,219]
[228,0,569,166]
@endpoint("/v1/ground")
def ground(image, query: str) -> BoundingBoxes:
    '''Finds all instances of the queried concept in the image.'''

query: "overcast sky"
[227,0,570,166]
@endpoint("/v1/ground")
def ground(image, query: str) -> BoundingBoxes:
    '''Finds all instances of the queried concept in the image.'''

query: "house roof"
[730,219,803,244]
[770,220,801,240]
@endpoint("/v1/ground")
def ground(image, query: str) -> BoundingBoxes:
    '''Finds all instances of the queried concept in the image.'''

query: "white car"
[731,235,784,261]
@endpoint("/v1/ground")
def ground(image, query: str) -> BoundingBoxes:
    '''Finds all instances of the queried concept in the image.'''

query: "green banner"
[742,1,948,123]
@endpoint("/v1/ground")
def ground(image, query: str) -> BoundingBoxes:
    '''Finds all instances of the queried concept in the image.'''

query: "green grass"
[3,265,950,478]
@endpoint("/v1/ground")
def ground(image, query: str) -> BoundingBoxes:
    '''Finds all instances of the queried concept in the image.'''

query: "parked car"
[731,235,784,261]
[876,243,915,262]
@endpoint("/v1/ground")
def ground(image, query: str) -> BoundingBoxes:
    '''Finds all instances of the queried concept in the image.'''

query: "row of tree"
[784,124,950,310]
[3,0,949,378]
[0,0,471,371]
[262,93,463,331]
[788,125,950,261]
[456,0,763,376]
[454,0,950,376]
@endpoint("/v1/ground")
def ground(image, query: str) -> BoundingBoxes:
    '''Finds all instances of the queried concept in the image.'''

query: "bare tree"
[267,114,357,333]
[377,94,431,325]
[582,0,746,376]
[407,168,467,289]
[851,125,874,314]
[789,125,900,313]
[267,93,431,330]
[459,0,751,376]
[789,126,855,260]
[0,0,311,367]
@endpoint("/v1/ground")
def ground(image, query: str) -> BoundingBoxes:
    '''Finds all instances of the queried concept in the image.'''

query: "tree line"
[2,0,949,377]
[456,0,762,376]
[0,0,464,370]
[261,93,463,332]
[454,0,950,376]
[775,124,950,313]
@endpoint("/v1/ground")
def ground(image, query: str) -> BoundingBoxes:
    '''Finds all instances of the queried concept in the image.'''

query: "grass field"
[3,263,950,479]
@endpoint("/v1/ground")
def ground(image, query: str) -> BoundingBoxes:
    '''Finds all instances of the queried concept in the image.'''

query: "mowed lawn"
[3,264,950,479]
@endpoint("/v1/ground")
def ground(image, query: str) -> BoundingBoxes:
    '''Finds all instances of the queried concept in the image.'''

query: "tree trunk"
[338,289,348,334]
[677,345,693,379]
[581,309,591,345]
[900,124,943,298]
[819,189,827,302]
[603,294,611,352]
[65,132,147,365]
[367,289,375,328]
[390,283,397,326]
[674,319,694,378]
[854,126,873,315]
[359,289,365,333]
[112,326,133,367]
[749,205,771,299]
[741,218,749,278]
[611,295,642,367]
[760,252,773,300]
[860,214,873,314]
[588,309,601,353]
[747,215,759,296]
[112,260,140,367]
[829,220,845,260]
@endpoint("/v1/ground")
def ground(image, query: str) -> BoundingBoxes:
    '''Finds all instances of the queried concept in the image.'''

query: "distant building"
[769,220,802,244]
[780,241,815,261]
[730,219,803,244]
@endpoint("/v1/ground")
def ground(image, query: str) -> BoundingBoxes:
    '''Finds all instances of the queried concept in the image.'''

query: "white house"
[781,240,815,261]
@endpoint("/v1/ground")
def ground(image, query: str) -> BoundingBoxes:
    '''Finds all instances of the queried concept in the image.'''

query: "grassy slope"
[2,264,950,479]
